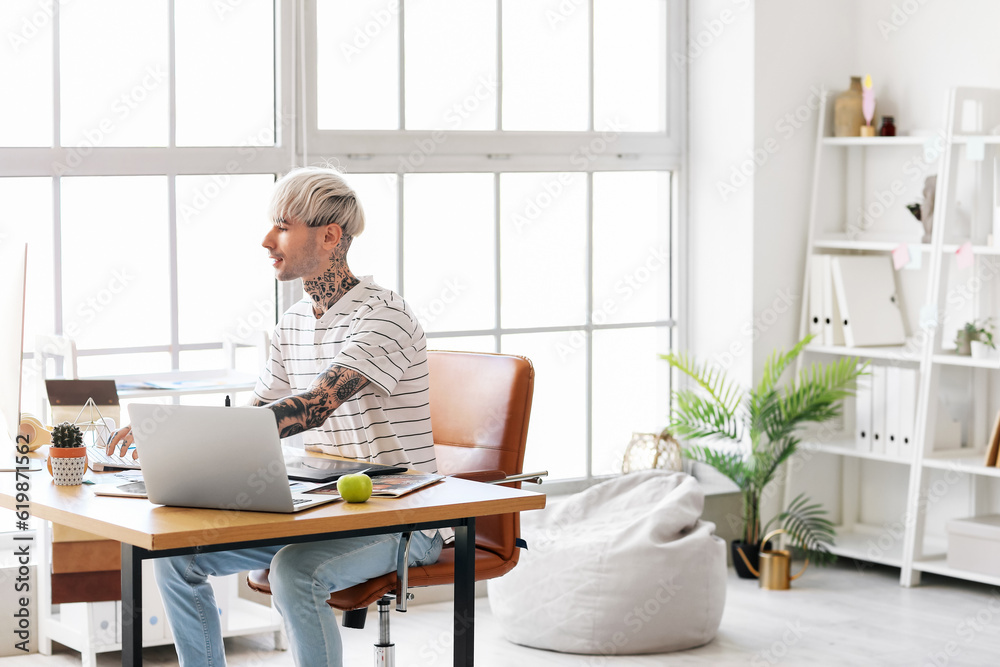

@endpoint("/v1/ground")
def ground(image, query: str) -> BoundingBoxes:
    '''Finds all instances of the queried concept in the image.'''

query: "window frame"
[1,0,688,488]
[300,0,686,487]
[0,0,297,367]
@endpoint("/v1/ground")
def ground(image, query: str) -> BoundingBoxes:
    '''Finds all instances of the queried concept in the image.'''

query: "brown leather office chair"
[247,350,537,656]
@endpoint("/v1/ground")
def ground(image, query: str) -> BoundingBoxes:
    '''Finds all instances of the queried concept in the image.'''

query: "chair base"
[376,597,395,667]
[375,644,394,667]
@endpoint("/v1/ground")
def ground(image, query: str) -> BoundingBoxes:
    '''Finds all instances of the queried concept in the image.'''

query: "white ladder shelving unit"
[790,86,1000,588]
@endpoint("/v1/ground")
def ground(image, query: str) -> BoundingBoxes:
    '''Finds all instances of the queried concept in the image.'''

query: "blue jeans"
[154,530,444,667]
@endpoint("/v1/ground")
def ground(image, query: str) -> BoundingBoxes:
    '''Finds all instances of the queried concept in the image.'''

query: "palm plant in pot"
[661,335,866,579]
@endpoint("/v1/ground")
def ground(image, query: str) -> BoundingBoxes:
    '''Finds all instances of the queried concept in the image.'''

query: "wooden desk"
[0,457,545,666]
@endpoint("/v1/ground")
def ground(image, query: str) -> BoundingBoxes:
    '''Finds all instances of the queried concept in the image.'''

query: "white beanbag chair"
[488,470,726,655]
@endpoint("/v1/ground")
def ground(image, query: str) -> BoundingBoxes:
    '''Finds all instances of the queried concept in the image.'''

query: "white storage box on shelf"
[946,515,1000,577]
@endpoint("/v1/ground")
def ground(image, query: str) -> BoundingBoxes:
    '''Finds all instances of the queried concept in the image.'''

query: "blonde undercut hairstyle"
[269,167,365,238]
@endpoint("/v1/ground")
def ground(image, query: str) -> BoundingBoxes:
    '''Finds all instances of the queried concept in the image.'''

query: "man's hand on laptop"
[107,426,137,459]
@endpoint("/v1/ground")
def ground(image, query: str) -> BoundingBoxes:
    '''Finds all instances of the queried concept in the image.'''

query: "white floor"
[4,562,1000,666]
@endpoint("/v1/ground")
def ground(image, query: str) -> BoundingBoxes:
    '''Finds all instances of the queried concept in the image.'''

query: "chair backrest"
[34,335,79,419]
[426,350,534,560]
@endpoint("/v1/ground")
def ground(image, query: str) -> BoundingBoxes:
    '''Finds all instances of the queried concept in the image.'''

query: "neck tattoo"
[303,237,359,318]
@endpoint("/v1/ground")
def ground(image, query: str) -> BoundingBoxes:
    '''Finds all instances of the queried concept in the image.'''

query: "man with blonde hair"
[109,166,442,666]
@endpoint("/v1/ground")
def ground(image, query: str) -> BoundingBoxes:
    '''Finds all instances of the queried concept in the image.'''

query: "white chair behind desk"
[223,329,270,375]
[33,334,79,418]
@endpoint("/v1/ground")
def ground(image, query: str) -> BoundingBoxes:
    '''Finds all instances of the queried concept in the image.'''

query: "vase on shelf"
[834,76,865,137]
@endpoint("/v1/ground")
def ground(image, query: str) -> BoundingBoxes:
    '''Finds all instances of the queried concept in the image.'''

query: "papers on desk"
[310,473,445,498]
[92,481,148,498]
[116,379,238,391]
[91,471,147,497]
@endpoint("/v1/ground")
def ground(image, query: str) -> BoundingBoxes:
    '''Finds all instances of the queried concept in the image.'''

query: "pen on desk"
[225,395,231,407]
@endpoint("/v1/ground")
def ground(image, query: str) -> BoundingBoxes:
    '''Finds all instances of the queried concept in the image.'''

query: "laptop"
[128,404,339,513]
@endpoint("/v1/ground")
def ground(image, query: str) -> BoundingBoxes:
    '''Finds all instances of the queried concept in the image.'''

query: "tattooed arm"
[263,365,371,438]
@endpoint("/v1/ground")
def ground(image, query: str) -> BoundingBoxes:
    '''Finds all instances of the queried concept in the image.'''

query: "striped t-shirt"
[253,276,437,474]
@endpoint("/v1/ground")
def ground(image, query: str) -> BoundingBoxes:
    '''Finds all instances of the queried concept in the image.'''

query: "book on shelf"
[309,473,444,498]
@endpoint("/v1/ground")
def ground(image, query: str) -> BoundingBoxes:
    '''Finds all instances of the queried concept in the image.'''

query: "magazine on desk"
[310,473,444,498]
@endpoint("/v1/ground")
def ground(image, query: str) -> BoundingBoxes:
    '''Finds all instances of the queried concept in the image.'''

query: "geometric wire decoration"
[621,430,683,474]
[73,397,113,448]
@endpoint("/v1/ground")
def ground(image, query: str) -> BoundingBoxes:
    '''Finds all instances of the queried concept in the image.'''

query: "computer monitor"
[0,243,27,445]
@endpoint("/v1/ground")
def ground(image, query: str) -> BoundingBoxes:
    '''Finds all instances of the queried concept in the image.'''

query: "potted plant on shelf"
[660,335,866,579]
[46,421,88,486]
[955,318,995,358]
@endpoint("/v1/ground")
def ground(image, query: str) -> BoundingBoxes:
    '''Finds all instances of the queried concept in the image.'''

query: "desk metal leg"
[121,544,144,667]
[453,518,476,666]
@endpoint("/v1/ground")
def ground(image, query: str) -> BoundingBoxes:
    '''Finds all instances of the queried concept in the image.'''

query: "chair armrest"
[450,470,548,485]
[450,470,507,483]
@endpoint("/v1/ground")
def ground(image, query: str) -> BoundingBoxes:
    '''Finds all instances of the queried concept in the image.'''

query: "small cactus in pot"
[47,422,88,485]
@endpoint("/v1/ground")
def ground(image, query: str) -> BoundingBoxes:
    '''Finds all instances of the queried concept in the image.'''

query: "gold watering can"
[736,529,809,590]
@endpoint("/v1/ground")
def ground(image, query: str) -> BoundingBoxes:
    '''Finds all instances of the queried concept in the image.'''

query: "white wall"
[687,0,756,389]
[688,0,1000,527]
[752,0,855,381]
[750,0,1000,379]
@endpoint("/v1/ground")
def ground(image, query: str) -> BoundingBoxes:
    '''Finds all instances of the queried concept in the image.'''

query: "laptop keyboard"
[292,497,311,505]
[88,447,142,471]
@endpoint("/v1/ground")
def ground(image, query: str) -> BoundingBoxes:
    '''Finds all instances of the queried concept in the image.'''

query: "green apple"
[337,473,373,503]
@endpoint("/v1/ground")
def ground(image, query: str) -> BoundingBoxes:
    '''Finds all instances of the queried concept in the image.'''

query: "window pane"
[180,349,264,382]
[175,0,275,146]
[403,174,494,332]
[317,0,399,130]
[176,174,276,346]
[427,335,496,353]
[61,177,170,349]
[346,174,398,291]
[60,0,169,147]
[501,0,588,131]
[405,0,496,131]
[500,173,586,328]
[593,0,667,132]
[0,1,53,146]
[502,332,586,480]
[0,178,54,355]
[592,327,670,476]
[1,178,54,417]
[77,352,172,378]
[592,172,670,325]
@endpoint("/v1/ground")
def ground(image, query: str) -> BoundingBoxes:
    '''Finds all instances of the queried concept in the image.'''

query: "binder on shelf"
[885,367,901,459]
[821,255,836,345]
[897,367,918,462]
[830,256,907,347]
[855,365,873,453]
[830,262,846,346]
[871,365,887,455]
[809,257,824,340]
